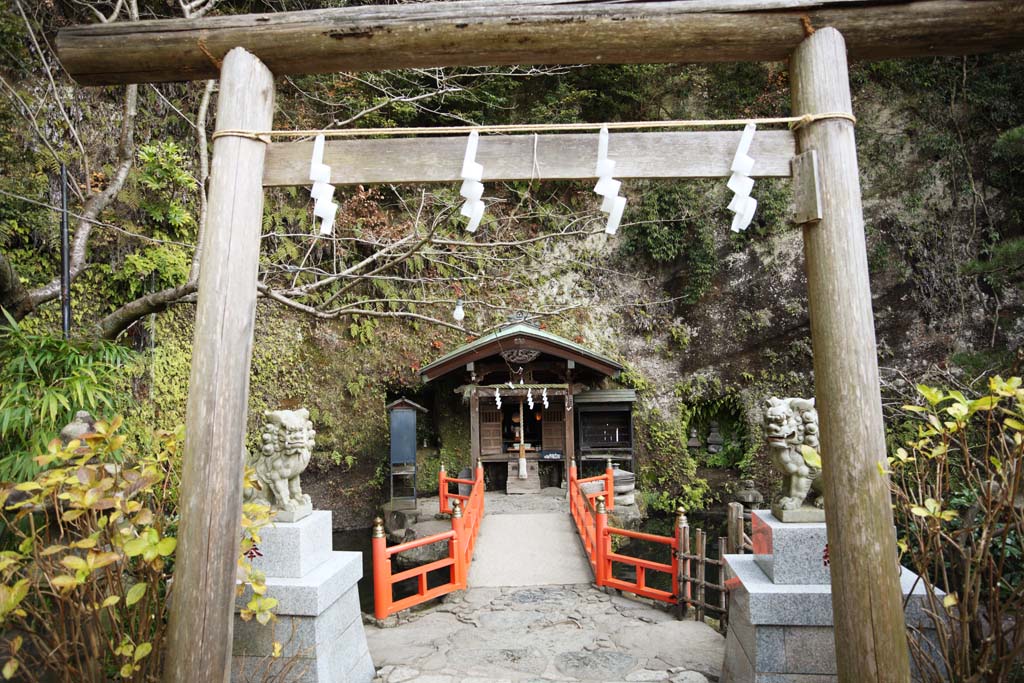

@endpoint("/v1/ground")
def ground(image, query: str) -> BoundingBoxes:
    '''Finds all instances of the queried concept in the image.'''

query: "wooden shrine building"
[419,318,634,492]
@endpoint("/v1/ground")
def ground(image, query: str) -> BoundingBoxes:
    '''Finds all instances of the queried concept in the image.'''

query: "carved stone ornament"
[764,397,824,522]
[501,348,541,364]
[249,408,316,522]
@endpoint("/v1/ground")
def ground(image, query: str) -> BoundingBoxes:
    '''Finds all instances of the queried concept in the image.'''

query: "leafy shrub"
[0,417,275,681]
[0,311,134,481]
[888,378,1024,681]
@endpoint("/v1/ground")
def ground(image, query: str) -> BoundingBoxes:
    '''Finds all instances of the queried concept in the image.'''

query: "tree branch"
[94,281,198,339]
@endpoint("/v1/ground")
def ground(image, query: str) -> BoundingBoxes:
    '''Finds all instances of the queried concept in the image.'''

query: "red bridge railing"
[371,463,484,619]
[568,462,689,608]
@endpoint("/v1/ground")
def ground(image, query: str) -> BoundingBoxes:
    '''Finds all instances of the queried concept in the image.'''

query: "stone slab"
[751,511,830,585]
[275,499,314,523]
[234,584,360,657]
[237,551,363,616]
[252,510,333,579]
[721,627,755,683]
[233,583,373,682]
[770,505,826,523]
[725,554,939,629]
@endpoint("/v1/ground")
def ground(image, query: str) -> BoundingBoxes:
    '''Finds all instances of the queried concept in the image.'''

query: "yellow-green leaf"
[156,537,176,557]
[1005,418,1024,431]
[133,642,152,663]
[61,556,88,572]
[799,445,822,469]
[101,595,120,608]
[122,537,149,557]
[119,663,134,678]
[61,509,85,522]
[943,593,958,609]
[51,575,79,591]
[89,551,121,570]
[125,583,147,607]
[3,659,18,680]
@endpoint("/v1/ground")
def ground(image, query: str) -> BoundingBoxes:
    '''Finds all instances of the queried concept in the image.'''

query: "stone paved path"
[366,585,724,682]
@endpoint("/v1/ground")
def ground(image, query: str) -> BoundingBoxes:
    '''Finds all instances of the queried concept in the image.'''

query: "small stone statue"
[732,479,764,510]
[249,408,315,522]
[764,397,824,522]
[60,410,96,446]
[706,421,724,453]
[686,428,702,451]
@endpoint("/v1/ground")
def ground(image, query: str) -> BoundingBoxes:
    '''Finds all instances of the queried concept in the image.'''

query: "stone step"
[506,460,542,494]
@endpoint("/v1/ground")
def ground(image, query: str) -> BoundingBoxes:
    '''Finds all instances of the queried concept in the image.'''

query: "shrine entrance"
[419,318,634,494]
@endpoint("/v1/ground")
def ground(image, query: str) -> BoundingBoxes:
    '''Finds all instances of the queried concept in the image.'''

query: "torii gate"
[55,2,1024,681]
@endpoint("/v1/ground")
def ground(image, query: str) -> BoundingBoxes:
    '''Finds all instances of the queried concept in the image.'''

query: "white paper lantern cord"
[593,127,627,235]
[727,123,758,233]
[308,134,339,236]
[459,131,485,233]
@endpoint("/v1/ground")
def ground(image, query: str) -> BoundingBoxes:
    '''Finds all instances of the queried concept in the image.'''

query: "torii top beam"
[57,0,1024,86]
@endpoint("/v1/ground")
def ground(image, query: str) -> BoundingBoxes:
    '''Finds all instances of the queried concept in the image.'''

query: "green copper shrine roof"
[419,322,622,382]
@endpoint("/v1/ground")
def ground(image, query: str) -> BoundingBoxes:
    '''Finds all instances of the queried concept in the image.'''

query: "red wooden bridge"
[371,461,739,622]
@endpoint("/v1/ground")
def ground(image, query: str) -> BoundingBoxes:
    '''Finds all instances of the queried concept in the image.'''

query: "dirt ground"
[304,457,385,530]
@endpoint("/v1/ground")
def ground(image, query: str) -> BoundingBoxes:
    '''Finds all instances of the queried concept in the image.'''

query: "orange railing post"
[604,459,615,512]
[569,461,577,512]
[439,462,448,514]
[451,501,466,589]
[476,463,485,517]
[372,517,390,620]
[595,496,608,586]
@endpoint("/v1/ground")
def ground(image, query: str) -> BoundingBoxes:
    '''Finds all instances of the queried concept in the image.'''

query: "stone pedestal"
[721,511,939,683]
[233,510,374,682]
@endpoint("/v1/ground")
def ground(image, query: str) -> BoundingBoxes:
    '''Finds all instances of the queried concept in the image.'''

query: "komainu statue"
[764,397,824,521]
[250,408,316,522]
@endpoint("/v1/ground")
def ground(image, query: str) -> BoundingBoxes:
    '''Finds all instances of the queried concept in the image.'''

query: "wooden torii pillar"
[790,28,910,680]
[162,48,274,682]
[54,3,1024,682]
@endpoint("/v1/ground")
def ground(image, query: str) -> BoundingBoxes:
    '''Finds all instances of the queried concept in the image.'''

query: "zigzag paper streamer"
[494,387,502,410]
[527,387,534,410]
[541,387,549,410]
[727,123,758,233]
[309,134,339,236]
[594,127,627,235]
[459,131,485,233]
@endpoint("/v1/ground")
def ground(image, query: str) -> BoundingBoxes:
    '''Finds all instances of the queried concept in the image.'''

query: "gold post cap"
[452,500,463,518]
[596,495,606,514]
[372,517,385,538]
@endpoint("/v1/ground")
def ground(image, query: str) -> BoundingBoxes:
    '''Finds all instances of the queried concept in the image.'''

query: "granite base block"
[233,510,373,683]
[237,551,363,616]
[252,510,333,579]
[751,511,830,586]
[721,553,943,683]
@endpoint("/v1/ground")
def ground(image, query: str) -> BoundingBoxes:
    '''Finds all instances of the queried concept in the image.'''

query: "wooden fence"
[371,464,485,619]
[569,467,754,630]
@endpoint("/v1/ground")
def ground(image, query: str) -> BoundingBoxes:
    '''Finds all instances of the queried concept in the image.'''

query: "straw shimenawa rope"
[209,112,856,143]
